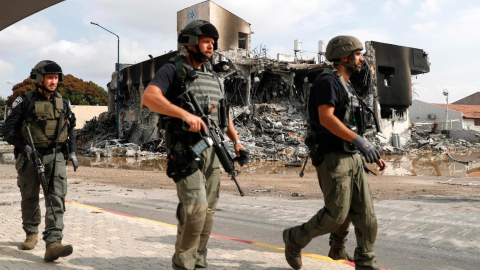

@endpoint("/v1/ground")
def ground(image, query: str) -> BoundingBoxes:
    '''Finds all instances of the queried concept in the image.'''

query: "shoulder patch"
[11,96,23,109]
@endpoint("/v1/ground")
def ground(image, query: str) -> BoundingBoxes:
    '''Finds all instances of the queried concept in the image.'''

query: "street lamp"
[443,89,449,130]
[91,22,120,139]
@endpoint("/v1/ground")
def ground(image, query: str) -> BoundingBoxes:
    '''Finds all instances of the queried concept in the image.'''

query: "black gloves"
[351,135,380,163]
[22,145,33,159]
[234,149,250,167]
[67,152,79,172]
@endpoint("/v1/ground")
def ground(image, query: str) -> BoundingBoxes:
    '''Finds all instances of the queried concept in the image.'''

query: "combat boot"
[21,234,38,250]
[283,229,302,269]
[44,242,73,261]
[328,247,353,261]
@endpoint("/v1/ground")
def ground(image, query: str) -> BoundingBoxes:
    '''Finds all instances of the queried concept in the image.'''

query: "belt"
[37,147,62,155]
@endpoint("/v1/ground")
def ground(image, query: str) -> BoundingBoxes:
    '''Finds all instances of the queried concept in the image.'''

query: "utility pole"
[443,89,449,130]
[91,22,121,139]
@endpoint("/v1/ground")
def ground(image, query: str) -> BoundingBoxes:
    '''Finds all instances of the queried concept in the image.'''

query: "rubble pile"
[76,101,480,161]
[75,113,117,150]
[75,98,311,161]
[398,128,480,154]
[230,100,309,161]
[86,145,141,158]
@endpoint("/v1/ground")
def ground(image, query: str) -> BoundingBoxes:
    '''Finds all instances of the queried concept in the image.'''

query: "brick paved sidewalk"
[0,190,353,270]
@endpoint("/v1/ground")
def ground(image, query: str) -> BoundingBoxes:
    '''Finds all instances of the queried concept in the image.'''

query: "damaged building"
[77,0,433,159]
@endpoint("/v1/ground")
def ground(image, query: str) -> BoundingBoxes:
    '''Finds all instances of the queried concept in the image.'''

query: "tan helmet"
[325,36,363,61]
[29,60,63,83]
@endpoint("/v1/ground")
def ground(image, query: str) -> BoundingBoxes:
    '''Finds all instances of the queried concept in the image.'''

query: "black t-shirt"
[309,74,348,153]
[149,63,177,95]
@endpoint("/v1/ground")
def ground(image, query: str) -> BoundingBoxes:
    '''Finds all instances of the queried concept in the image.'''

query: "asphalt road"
[79,187,480,270]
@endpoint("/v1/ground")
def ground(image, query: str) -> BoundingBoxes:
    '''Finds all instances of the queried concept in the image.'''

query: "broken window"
[378,66,395,87]
[238,32,246,49]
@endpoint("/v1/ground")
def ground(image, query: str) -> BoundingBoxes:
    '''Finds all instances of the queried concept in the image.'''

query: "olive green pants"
[172,147,220,270]
[285,152,378,270]
[15,151,68,245]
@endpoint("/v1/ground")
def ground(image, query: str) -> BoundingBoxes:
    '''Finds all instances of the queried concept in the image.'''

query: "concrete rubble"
[72,41,480,163]
[376,125,480,156]
[75,97,480,164]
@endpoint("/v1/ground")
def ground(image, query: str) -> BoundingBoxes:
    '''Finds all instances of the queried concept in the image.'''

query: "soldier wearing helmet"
[282,36,386,270]
[142,20,245,270]
[4,60,77,261]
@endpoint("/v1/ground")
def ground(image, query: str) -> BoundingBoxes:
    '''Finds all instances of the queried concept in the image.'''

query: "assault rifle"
[24,125,57,221]
[182,90,247,196]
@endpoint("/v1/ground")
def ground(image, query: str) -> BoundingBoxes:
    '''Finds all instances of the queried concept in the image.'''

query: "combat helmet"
[30,60,63,83]
[326,36,364,72]
[178,20,219,50]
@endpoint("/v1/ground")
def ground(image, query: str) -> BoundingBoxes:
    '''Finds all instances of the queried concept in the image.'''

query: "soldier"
[4,60,78,261]
[282,36,387,270]
[142,20,245,270]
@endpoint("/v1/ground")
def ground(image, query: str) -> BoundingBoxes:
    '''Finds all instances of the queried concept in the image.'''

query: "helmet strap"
[38,83,55,94]
[335,52,361,73]
[187,46,209,63]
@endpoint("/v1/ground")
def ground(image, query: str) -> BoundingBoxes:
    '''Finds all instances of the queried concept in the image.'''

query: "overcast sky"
[1,0,479,104]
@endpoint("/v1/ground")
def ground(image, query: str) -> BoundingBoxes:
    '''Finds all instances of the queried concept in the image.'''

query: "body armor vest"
[164,56,226,136]
[306,68,362,154]
[21,90,69,148]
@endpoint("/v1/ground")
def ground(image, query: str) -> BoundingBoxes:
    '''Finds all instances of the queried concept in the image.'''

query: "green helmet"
[30,60,63,83]
[178,20,219,50]
[325,36,363,61]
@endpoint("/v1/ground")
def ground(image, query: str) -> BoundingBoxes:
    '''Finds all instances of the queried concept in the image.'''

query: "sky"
[1,0,480,104]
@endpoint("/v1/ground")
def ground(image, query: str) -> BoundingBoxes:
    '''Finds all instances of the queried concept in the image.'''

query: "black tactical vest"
[163,56,227,135]
[306,68,362,154]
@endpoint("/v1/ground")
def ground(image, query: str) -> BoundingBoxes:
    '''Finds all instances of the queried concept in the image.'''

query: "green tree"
[0,95,6,119]
[6,75,108,106]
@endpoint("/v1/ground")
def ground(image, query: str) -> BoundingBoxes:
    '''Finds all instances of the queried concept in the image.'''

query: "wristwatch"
[233,140,242,145]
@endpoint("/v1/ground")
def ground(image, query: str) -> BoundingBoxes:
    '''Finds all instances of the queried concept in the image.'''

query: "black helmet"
[178,20,219,50]
[30,60,63,83]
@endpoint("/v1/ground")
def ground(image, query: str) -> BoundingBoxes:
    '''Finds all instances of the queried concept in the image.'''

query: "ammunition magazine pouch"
[305,137,323,166]
[218,98,229,130]
[61,143,70,160]
[166,142,199,182]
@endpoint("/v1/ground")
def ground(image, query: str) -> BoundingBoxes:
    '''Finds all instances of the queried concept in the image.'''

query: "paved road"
[2,164,480,269]
[0,174,354,270]
[64,177,480,270]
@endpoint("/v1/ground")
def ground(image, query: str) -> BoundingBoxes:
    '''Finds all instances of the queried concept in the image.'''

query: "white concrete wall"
[464,119,480,132]
[177,1,251,52]
[379,109,411,147]
[410,99,463,130]
[71,105,108,129]
[277,53,296,62]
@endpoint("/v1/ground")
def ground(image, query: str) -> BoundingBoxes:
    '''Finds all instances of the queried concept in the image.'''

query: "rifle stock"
[24,125,57,221]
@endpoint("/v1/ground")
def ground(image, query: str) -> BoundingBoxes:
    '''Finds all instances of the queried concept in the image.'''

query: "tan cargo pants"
[172,147,220,270]
[284,152,378,270]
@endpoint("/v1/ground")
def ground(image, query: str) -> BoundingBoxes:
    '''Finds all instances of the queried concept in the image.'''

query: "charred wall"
[108,51,177,140]
[369,41,430,119]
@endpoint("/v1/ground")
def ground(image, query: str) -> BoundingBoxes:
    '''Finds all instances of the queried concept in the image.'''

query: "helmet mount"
[30,60,63,83]
[178,20,219,61]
